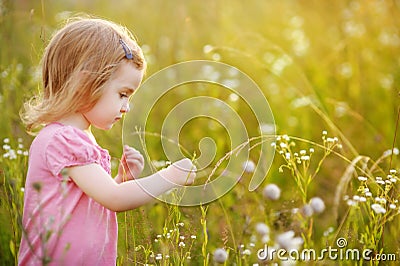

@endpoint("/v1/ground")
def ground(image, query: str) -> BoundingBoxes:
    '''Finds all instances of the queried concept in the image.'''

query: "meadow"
[1,0,400,265]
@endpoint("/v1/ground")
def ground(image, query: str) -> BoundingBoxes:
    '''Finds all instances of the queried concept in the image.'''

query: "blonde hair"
[21,17,146,133]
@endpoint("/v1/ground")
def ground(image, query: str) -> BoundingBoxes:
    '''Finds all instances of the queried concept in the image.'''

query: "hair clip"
[119,39,133,60]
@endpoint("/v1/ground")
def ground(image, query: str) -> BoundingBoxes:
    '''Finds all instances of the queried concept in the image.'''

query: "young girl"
[18,17,196,265]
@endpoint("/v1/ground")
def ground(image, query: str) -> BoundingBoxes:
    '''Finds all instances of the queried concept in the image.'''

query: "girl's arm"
[67,158,195,212]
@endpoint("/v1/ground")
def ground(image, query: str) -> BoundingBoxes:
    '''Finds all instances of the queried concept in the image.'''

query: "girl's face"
[83,62,143,130]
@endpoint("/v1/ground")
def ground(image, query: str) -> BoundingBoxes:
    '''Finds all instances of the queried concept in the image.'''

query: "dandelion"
[309,197,325,213]
[255,222,270,236]
[263,184,281,200]
[213,248,228,263]
[242,160,256,173]
[371,203,386,214]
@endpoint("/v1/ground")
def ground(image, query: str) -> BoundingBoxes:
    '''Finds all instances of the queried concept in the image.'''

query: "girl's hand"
[118,145,144,181]
[164,158,196,185]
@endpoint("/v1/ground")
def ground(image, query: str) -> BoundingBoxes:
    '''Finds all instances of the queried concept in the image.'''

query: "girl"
[18,17,196,265]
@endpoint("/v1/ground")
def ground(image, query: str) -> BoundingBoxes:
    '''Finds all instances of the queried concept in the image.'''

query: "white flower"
[301,204,314,217]
[242,249,251,256]
[255,222,270,236]
[263,184,281,200]
[309,197,325,213]
[3,138,9,143]
[276,230,303,250]
[191,235,197,239]
[242,160,256,173]
[357,176,368,181]
[179,241,185,248]
[213,248,228,263]
[371,203,386,214]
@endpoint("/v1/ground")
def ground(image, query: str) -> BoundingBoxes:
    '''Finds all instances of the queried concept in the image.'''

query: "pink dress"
[18,123,118,265]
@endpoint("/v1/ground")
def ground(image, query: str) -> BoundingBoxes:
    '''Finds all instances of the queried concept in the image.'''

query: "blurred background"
[1,0,400,264]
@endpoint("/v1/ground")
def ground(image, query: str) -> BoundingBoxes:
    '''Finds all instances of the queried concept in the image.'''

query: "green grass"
[1,0,400,265]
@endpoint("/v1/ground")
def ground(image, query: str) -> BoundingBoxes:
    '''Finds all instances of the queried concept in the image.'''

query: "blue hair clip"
[119,39,133,60]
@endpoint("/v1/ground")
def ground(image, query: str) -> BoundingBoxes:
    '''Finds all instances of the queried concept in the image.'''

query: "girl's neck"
[56,113,95,142]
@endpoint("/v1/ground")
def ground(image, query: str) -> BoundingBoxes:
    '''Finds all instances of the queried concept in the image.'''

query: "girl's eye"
[119,93,128,98]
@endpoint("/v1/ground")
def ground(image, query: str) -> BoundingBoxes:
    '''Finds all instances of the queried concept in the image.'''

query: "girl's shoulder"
[33,122,93,148]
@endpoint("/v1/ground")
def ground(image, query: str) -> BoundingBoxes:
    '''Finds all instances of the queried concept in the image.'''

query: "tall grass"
[1,0,400,265]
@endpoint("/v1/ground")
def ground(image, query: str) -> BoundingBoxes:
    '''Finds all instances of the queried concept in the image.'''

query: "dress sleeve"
[45,127,101,178]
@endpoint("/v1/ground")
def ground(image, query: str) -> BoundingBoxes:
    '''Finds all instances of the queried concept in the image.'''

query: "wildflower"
[180,235,185,240]
[276,230,303,250]
[20,187,25,193]
[3,138,10,143]
[191,235,196,239]
[347,199,356,206]
[301,155,310,161]
[390,169,397,175]
[301,204,314,217]
[309,148,314,153]
[365,192,372,197]
[155,254,162,260]
[3,144,10,150]
[179,241,185,248]
[371,203,386,214]
[309,197,325,213]
[255,222,270,236]
[359,197,366,202]
[390,204,396,209]
[357,176,367,181]
[242,249,251,255]
[242,160,255,173]
[322,130,327,135]
[263,184,281,200]
[375,197,386,204]
[213,248,228,263]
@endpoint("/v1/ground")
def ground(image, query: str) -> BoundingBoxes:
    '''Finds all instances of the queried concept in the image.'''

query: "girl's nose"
[121,103,130,113]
